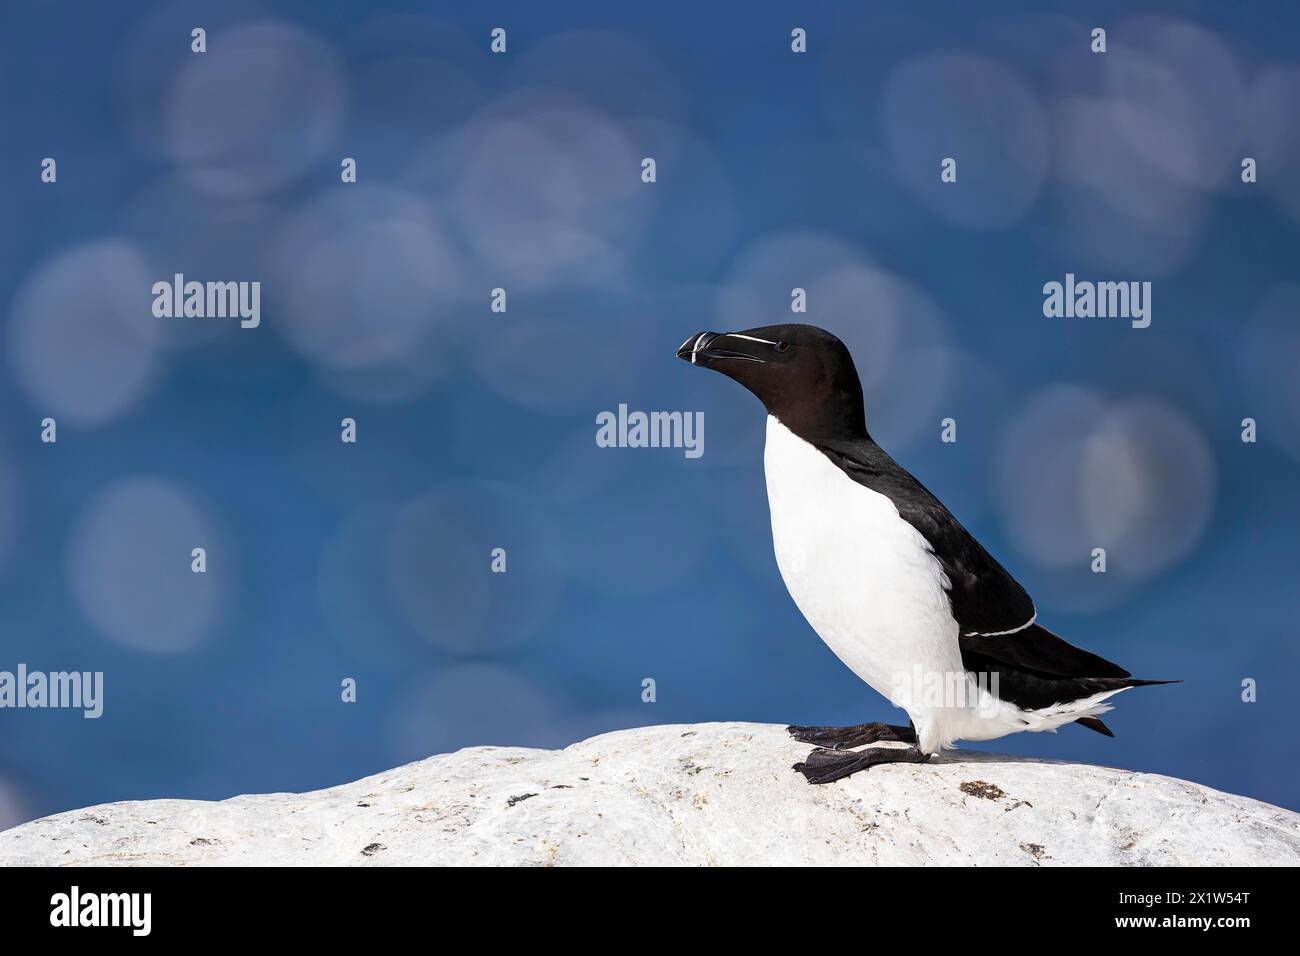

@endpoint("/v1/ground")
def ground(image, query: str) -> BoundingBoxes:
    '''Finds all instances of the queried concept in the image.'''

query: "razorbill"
[677,324,1174,784]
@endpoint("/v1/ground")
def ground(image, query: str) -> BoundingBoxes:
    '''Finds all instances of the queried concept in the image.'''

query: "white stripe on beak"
[690,332,709,365]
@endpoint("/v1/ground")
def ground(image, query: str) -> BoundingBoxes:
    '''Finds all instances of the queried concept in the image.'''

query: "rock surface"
[3,722,1297,866]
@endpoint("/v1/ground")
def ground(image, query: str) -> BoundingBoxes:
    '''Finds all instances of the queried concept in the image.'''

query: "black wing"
[960,623,1130,680]
[817,438,1133,682]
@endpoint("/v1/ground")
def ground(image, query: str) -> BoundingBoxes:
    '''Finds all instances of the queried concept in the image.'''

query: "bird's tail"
[1075,679,1180,737]
[1075,716,1113,737]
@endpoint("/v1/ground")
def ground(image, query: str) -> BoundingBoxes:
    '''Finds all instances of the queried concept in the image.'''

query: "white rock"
[2,722,1297,866]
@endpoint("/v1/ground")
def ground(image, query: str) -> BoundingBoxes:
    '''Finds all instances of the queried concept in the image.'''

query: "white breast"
[763,416,967,749]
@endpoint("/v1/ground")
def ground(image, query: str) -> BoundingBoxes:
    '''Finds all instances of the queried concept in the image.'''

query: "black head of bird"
[677,323,868,442]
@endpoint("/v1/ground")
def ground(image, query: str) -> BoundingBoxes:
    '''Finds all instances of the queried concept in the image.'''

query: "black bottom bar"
[0,865,1282,940]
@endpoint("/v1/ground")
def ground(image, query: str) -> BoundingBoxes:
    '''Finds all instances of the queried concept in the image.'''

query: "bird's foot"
[793,745,931,785]
[786,721,917,750]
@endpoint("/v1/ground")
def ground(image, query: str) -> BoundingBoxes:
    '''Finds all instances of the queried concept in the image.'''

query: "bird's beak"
[676,332,767,367]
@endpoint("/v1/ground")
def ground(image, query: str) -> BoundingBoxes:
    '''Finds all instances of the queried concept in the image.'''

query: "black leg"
[786,721,917,750]
[793,745,931,785]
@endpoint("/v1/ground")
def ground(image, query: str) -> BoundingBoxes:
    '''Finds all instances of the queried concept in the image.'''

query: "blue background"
[1,0,1298,828]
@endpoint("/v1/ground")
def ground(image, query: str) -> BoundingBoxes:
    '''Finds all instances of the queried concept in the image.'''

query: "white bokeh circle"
[67,478,224,653]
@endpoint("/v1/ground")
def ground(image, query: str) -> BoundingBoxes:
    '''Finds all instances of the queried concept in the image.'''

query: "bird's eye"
[775,341,790,353]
